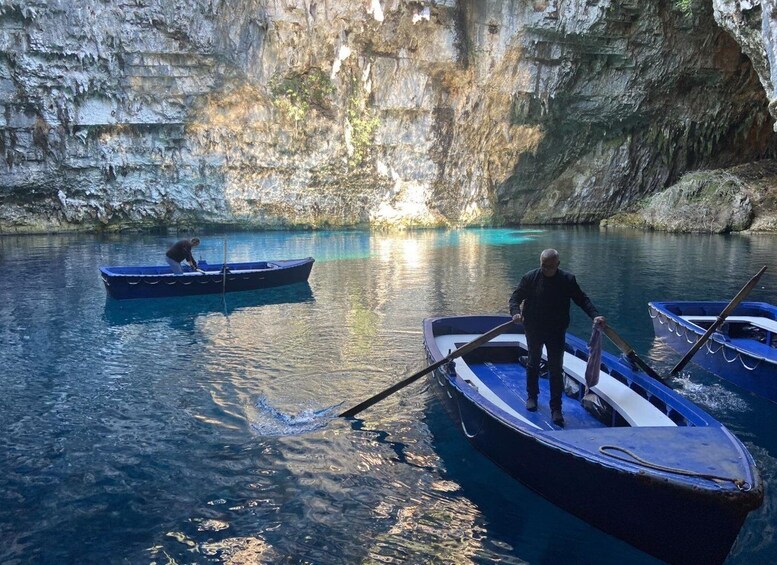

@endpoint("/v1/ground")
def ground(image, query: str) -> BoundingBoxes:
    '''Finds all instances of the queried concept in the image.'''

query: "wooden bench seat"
[434,333,675,428]
[559,353,675,427]
[681,315,777,334]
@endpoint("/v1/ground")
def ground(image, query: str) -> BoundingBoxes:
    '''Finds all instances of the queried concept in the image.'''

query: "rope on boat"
[652,308,766,372]
[599,445,751,490]
[739,355,763,371]
[457,398,486,439]
[123,277,224,286]
[439,359,486,438]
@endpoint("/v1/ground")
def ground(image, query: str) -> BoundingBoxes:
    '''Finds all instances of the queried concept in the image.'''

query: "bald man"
[509,249,605,427]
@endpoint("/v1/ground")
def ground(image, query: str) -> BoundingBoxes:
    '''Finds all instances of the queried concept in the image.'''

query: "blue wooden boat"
[649,301,777,402]
[423,315,763,564]
[100,257,314,300]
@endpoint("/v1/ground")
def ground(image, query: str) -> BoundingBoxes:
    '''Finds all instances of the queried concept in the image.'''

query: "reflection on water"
[0,227,776,564]
[102,282,315,326]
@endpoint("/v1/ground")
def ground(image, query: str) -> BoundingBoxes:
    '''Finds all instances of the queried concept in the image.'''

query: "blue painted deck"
[466,348,607,430]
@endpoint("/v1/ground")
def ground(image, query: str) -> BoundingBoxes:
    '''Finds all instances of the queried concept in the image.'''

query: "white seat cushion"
[681,315,777,334]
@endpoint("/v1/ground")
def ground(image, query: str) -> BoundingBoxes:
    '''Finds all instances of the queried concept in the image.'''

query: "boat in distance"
[423,315,763,564]
[649,301,777,402]
[100,257,314,300]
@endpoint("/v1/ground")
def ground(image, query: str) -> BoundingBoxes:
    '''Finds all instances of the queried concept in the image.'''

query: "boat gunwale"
[100,257,314,278]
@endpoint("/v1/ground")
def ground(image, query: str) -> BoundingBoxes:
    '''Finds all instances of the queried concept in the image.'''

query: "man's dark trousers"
[525,326,566,410]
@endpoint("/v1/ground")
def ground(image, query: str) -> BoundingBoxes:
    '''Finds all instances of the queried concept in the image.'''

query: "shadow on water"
[347,417,439,472]
[421,401,661,565]
[102,282,315,327]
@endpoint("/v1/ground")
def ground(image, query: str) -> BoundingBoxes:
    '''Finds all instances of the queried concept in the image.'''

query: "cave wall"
[0,0,773,233]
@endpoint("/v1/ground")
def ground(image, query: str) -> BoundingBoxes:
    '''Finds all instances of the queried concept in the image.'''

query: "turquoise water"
[1,227,776,563]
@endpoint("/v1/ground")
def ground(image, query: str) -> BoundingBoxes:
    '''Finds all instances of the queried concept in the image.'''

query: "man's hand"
[512,313,523,324]
[594,316,606,327]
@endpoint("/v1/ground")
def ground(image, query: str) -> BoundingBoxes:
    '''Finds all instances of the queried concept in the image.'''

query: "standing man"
[509,249,605,427]
[165,237,200,274]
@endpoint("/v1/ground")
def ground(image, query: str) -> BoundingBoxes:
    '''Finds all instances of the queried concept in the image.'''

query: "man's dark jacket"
[166,240,196,264]
[509,267,599,331]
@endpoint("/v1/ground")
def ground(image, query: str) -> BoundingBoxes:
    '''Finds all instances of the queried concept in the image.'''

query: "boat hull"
[649,301,777,402]
[100,258,314,300]
[423,315,762,564]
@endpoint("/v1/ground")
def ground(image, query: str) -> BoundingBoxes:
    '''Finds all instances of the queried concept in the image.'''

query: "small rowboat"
[100,257,314,300]
[649,301,777,402]
[423,315,762,564]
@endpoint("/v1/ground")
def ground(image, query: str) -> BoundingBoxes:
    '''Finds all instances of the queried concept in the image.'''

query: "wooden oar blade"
[669,265,767,377]
[339,320,515,419]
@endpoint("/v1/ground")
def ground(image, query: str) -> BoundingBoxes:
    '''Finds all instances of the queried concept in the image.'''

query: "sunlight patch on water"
[200,536,277,562]
[197,519,230,532]
[248,395,341,436]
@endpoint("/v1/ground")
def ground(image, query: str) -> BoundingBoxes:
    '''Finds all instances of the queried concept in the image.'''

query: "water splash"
[670,373,751,413]
[248,396,341,436]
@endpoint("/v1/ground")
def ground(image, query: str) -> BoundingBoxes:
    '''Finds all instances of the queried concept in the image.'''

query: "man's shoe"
[526,397,538,412]
[551,409,565,427]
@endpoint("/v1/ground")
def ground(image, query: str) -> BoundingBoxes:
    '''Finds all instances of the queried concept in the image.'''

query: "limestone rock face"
[603,169,754,233]
[0,0,774,233]
[713,0,777,127]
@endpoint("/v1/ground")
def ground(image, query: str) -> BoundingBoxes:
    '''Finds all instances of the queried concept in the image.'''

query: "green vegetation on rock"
[346,95,380,168]
[269,69,335,129]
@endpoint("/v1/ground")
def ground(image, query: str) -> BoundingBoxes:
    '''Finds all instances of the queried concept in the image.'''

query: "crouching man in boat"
[165,237,200,274]
[509,249,605,427]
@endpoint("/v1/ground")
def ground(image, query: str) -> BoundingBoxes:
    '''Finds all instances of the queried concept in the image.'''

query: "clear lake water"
[1,226,776,564]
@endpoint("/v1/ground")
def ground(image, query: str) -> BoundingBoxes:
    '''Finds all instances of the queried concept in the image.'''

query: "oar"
[339,320,516,418]
[668,265,767,377]
[222,237,228,294]
[603,325,665,382]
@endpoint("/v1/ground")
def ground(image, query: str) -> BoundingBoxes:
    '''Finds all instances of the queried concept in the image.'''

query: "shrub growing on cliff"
[345,95,379,168]
[269,69,334,130]
[674,0,694,16]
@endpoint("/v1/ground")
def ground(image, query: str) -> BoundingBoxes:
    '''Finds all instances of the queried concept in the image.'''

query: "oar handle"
[603,325,665,382]
[669,265,767,376]
[339,320,515,418]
